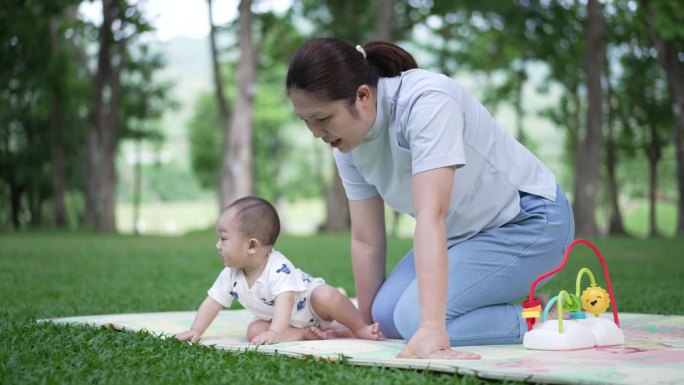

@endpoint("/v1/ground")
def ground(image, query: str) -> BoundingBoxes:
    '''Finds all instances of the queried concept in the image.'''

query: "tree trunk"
[376,0,394,41]
[90,0,122,233]
[10,183,22,230]
[83,130,100,228]
[572,0,604,237]
[220,0,255,208]
[98,35,125,233]
[324,169,351,231]
[641,0,684,235]
[514,68,527,145]
[604,61,626,235]
[207,0,233,210]
[49,16,67,227]
[84,0,123,233]
[133,138,142,235]
[605,126,626,235]
[646,123,662,238]
[85,0,115,230]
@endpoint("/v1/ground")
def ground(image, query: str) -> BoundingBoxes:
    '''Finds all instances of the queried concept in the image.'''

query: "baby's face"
[215,209,250,269]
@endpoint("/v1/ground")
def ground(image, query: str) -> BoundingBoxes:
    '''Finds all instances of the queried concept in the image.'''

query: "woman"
[285,37,574,359]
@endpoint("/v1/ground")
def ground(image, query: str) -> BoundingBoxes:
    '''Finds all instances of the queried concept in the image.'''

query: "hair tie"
[355,45,366,59]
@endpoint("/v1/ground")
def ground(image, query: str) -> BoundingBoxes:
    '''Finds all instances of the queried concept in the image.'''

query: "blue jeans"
[371,185,575,346]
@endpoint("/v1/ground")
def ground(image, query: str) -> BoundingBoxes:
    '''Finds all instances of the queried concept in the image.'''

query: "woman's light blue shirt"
[334,69,557,244]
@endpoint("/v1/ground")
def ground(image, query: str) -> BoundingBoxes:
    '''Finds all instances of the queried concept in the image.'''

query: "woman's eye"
[317,116,329,122]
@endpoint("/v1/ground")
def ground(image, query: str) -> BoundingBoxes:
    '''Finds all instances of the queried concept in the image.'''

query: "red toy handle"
[524,239,620,331]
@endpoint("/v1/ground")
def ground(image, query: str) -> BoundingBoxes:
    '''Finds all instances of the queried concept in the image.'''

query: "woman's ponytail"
[286,38,418,104]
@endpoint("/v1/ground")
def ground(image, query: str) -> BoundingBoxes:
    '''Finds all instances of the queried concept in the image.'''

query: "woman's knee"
[390,283,421,339]
[371,288,404,339]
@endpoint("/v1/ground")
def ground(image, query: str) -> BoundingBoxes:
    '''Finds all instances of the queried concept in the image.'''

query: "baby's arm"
[174,296,223,343]
[250,291,295,345]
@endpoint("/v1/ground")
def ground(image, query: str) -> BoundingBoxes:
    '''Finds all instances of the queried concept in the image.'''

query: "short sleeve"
[333,150,378,201]
[266,253,307,298]
[403,92,467,174]
[207,268,234,307]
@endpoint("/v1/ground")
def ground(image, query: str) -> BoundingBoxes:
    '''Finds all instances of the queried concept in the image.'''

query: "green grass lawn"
[1,231,682,384]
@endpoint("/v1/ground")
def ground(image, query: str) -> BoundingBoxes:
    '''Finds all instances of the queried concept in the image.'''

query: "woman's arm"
[398,166,477,359]
[349,195,387,324]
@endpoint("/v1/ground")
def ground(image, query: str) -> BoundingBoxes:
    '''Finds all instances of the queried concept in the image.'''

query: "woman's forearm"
[410,166,455,330]
[351,238,386,323]
[349,196,387,324]
[413,214,448,327]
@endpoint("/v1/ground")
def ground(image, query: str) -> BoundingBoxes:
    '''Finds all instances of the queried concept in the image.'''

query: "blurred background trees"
[1,0,682,239]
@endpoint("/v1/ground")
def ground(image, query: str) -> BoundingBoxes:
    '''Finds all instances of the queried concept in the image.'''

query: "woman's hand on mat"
[397,324,480,360]
[174,329,202,343]
[250,329,280,345]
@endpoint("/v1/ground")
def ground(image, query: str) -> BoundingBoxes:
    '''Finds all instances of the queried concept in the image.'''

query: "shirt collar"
[364,78,391,142]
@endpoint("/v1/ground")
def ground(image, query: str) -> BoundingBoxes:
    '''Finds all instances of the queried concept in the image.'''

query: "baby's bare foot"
[284,326,324,341]
[353,323,380,340]
[308,326,329,340]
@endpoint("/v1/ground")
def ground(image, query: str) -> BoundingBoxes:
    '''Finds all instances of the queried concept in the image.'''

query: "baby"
[175,196,380,345]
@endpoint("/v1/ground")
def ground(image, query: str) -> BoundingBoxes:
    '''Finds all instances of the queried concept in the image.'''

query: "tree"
[640,0,684,235]
[603,60,627,235]
[49,14,67,226]
[220,0,257,209]
[189,8,322,208]
[616,52,672,237]
[0,0,85,229]
[207,0,233,209]
[573,0,606,237]
[118,44,174,235]
[84,0,163,233]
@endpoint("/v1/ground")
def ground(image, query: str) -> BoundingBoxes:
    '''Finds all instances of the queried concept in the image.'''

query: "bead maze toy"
[521,239,624,350]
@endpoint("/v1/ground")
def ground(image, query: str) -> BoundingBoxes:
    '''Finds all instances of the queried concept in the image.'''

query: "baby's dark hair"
[286,38,417,106]
[224,196,280,246]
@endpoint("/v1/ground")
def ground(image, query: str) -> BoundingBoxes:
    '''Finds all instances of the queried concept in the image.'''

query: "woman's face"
[289,86,376,153]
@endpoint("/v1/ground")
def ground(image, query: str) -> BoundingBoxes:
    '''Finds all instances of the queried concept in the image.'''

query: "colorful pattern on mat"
[47,312,684,384]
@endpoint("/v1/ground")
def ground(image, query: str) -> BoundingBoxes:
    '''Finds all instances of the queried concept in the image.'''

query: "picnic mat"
[45,311,684,384]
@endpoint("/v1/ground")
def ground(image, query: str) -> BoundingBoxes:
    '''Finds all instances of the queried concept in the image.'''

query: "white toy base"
[523,316,625,350]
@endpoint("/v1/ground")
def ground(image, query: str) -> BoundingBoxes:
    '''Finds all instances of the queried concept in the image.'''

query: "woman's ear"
[356,84,371,105]
[247,238,260,254]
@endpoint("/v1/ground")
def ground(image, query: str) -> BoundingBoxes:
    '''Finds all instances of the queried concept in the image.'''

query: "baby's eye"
[317,116,329,122]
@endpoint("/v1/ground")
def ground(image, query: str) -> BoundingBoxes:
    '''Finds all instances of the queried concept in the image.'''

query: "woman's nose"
[309,125,325,138]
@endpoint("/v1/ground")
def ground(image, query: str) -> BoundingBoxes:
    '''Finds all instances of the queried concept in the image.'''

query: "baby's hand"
[174,329,202,344]
[249,330,280,345]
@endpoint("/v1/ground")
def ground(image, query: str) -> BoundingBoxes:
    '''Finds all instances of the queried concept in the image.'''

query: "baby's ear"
[247,238,260,254]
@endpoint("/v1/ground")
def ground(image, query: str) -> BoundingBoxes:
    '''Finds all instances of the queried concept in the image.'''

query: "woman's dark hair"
[285,38,417,105]
[224,196,280,246]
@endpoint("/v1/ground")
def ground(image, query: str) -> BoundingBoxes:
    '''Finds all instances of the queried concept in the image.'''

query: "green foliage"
[187,94,224,190]
[649,0,684,41]
[0,0,174,230]
[187,8,331,203]
[1,231,683,384]
[117,160,207,203]
[0,0,88,229]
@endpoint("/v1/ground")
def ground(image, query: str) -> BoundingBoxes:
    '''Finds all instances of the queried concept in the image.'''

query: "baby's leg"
[246,319,321,342]
[310,285,379,340]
